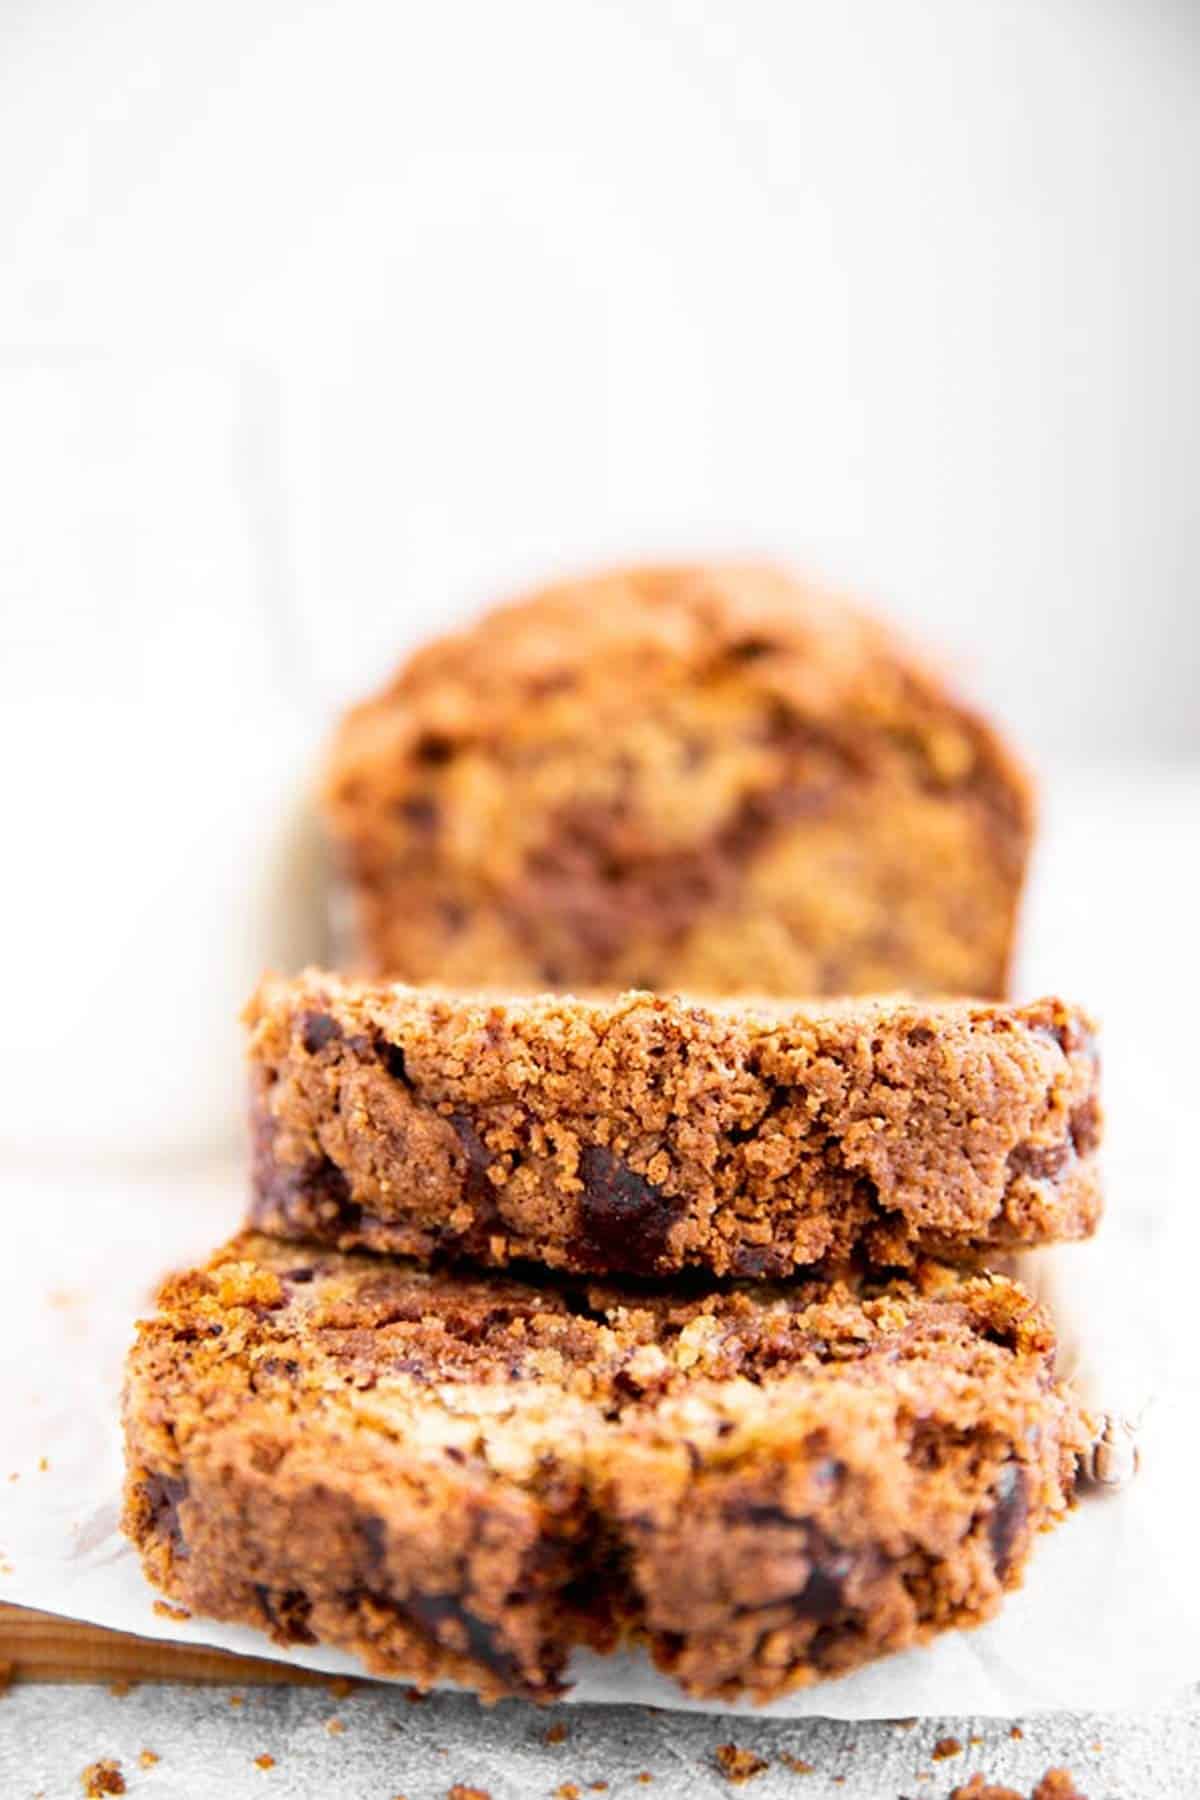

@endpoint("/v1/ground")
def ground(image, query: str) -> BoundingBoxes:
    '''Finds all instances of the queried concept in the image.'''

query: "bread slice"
[123,1234,1085,1703]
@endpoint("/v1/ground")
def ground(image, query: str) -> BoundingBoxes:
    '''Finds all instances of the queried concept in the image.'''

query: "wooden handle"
[0,1603,336,1687]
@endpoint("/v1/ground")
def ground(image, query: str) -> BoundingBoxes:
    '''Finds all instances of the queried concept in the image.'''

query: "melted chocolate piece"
[988,1462,1029,1580]
[728,1508,857,1623]
[1008,1141,1071,1181]
[254,1584,317,1645]
[143,1472,189,1556]
[403,1591,532,1692]
[1069,1098,1102,1158]
[300,1011,341,1055]
[574,1145,683,1270]
[250,1101,357,1232]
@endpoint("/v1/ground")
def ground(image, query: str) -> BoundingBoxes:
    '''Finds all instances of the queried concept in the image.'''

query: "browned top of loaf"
[325,561,1030,816]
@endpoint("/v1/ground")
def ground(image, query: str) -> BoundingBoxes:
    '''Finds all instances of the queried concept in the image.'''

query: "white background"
[0,0,1197,753]
[0,0,1197,1158]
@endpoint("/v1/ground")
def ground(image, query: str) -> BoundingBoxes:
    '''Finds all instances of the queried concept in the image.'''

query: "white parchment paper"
[2,767,1198,1715]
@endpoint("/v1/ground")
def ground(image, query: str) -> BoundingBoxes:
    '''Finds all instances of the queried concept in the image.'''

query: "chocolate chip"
[250,1100,358,1233]
[728,1244,790,1278]
[988,1462,1029,1580]
[725,1510,855,1622]
[397,794,439,832]
[283,1267,315,1283]
[404,1591,526,1688]
[142,1472,188,1555]
[1069,1098,1102,1158]
[413,732,455,765]
[381,1040,410,1084]
[906,1024,936,1047]
[1007,1141,1070,1181]
[727,636,777,662]
[300,1011,341,1054]
[793,1558,851,1622]
[574,1145,683,1271]
[254,1584,317,1645]
[360,1514,388,1569]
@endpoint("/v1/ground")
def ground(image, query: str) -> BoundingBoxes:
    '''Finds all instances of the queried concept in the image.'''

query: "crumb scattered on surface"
[254,1754,275,1771]
[38,1457,49,1472]
[1033,1774,1087,1800]
[404,1687,427,1704]
[152,1600,190,1622]
[81,1762,125,1797]
[554,1785,580,1799]
[446,1787,491,1800]
[324,1716,345,1736]
[1010,1726,1024,1741]
[780,1755,814,1774]
[715,1744,769,1784]
[107,1681,132,1699]
[934,1736,964,1760]
[894,1717,918,1731]
[137,1750,159,1769]
[590,1785,608,1794]
[326,1676,356,1699]
[950,1772,1087,1800]
[637,1778,653,1788]
[229,1694,245,1708]
[544,1721,568,1745]
[969,1735,984,1747]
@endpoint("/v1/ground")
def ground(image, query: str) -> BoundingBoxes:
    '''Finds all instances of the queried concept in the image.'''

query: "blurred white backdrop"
[0,0,1197,1159]
[0,0,1197,754]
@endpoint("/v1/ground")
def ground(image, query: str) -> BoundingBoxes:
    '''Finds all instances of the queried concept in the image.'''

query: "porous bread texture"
[246,972,1102,1279]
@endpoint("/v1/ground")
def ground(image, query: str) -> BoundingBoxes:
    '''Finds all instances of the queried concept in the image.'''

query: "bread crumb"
[555,1785,580,1800]
[137,1750,160,1769]
[933,1736,964,1760]
[107,1680,133,1698]
[1033,1774,1086,1800]
[81,1763,125,1797]
[446,1787,491,1800]
[152,1600,190,1622]
[637,1779,653,1788]
[969,1735,984,1747]
[229,1693,245,1708]
[780,1755,814,1774]
[254,1754,275,1771]
[715,1744,769,1784]
[326,1676,356,1699]
[544,1721,568,1744]
[38,1457,49,1472]
[1010,1726,1024,1740]
[951,1774,1087,1800]
[325,1717,345,1736]
[590,1786,609,1794]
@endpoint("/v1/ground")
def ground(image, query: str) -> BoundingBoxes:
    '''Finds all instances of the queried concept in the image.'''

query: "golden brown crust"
[122,1234,1085,1704]
[321,562,1034,999]
[245,972,1102,1279]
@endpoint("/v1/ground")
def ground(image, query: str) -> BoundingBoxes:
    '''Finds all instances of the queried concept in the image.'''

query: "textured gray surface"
[2,1683,1196,1800]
